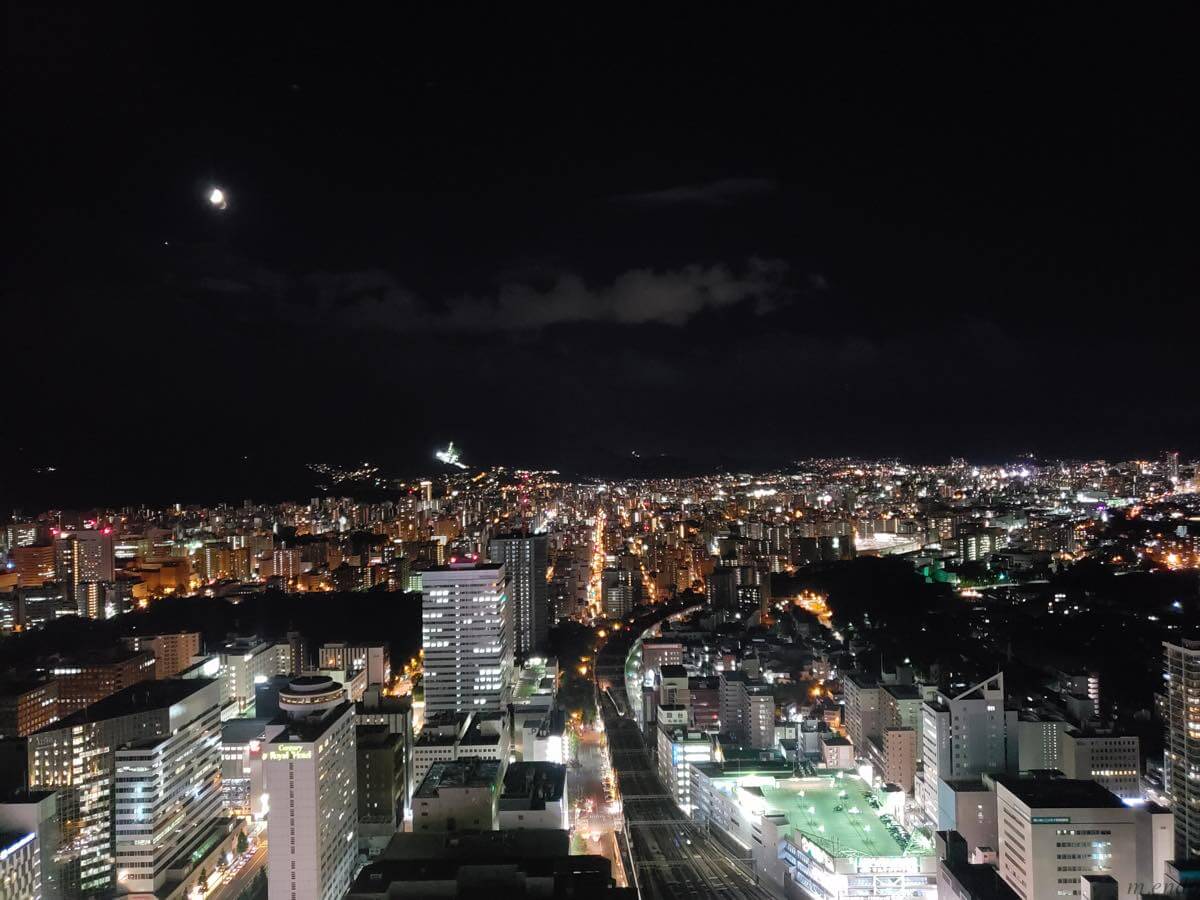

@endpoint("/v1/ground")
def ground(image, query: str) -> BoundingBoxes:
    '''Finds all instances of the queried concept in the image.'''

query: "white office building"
[657,725,713,814]
[264,677,358,900]
[918,673,1017,824]
[1061,728,1142,801]
[219,638,291,715]
[422,562,513,714]
[113,680,223,894]
[994,776,1171,900]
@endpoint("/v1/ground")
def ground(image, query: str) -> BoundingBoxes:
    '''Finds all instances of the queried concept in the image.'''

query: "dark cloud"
[219,258,789,334]
[613,177,778,207]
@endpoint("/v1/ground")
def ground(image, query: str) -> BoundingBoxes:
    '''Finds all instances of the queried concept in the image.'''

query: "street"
[594,602,777,900]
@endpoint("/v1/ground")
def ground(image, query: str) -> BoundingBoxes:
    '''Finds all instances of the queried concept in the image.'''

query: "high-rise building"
[1061,728,1142,801]
[0,679,59,738]
[487,533,548,657]
[356,726,405,857]
[218,638,291,714]
[122,631,202,678]
[421,561,513,714]
[1163,639,1200,858]
[0,830,41,900]
[600,567,638,618]
[53,529,114,611]
[843,672,881,758]
[918,673,1018,825]
[319,643,390,686]
[0,791,60,900]
[12,545,55,588]
[994,776,1171,900]
[263,676,358,900]
[49,650,157,717]
[112,681,224,894]
[1166,449,1181,483]
[26,679,220,898]
[744,685,775,750]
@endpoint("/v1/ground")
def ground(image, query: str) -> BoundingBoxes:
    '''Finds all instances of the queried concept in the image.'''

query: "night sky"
[7,7,1199,505]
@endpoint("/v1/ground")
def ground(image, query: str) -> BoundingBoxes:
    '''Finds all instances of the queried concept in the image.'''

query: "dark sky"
[6,6,1199,504]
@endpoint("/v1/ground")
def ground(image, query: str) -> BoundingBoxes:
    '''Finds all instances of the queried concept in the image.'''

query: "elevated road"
[594,601,775,900]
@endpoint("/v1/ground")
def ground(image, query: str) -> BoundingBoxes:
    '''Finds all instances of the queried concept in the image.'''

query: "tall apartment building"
[994,776,1171,900]
[1164,639,1200,858]
[122,631,202,678]
[421,562,513,714]
[26,679,220,898]
[718,671,748,740]
[745,685,775,750]
[112,680,223,894]
[918,673,1018,825]
[843,672,881,758]
[487,533,549,657]
[264,676,358,900]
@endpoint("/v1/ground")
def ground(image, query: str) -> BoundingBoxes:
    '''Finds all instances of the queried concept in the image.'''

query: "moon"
[208,187,227,209]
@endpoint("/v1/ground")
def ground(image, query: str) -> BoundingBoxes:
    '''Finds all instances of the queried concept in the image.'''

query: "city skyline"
[7,5,1200,899]
[7,6,1199,510]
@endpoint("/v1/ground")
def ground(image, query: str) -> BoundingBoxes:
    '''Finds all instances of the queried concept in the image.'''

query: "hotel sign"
[265,744,312,762]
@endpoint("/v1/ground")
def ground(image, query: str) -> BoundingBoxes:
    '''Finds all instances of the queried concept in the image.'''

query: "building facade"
[421,562,513,715]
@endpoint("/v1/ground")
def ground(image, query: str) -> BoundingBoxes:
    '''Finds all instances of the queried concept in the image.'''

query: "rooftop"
[267,700,353,743]
[38,679,216,732]
[221,718,274,743]
[659,664,688,679]
[415,759,502,798]
[993,775,1125,810]
[882,683,923,700]
[500,762,566,808]
[760,775,932,859]
[352,830,582,891]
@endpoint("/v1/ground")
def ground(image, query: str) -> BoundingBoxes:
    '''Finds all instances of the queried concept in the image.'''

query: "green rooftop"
[753,776,931,860]
[516,660,550,699]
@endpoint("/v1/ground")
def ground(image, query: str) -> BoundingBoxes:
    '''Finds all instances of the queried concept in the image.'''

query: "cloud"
[613,177,777,207]
[440,258,788,330]
[220,258,790,333]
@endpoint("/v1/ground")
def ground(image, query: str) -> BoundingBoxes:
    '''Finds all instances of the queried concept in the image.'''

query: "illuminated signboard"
[265,744,312,762]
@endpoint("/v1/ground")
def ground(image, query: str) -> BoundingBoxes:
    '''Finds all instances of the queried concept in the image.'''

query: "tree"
[198,868,209,893]
[237,831,249,855]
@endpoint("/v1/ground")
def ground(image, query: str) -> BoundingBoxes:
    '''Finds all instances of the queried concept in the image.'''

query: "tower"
[422,561,513,714]
[487,533,548,657]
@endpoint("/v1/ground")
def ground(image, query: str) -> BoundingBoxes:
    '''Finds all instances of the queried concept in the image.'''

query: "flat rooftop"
[760,776,931,859]
[501,762,565,806]
[268,701,353,743]
[416,759,501,798]
[39,679,217,731]
[993,775,1125,809]
[353,830,577,889]
[221,718,274,743]
[882,684,923,700]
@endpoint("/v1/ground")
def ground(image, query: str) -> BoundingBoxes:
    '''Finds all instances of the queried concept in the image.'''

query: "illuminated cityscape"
[0,455,1197,898]
[7,6,1200,899]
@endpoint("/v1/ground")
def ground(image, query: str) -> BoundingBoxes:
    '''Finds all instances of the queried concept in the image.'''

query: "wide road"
[594,600,775,900]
